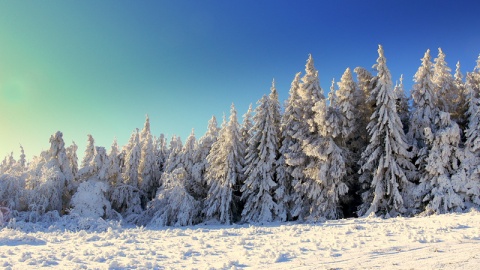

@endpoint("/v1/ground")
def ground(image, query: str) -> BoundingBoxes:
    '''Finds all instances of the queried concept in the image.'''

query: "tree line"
[1,45,480,226]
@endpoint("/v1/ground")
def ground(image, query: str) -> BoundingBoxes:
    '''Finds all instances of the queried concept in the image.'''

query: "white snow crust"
[1,210,479,269]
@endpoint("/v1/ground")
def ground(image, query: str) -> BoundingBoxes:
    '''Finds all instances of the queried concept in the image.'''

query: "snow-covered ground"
[1,210,480,270]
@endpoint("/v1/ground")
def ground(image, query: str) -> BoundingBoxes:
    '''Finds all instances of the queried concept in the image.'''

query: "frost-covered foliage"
[106,139,122,188]
[204,104,245,224]
[191,116,219,200]
[66,142,78,179]
[452,61,468,130]
[408,49,438,149]
[301,90,348,220]
[81,134,95,169]
[71,180,111,219]
[143,168,200,227]
[417,112,465,214]
[138,115,158,204]
[111,129,142,218]
[241,81,281,223]
[77,146,109,182]
[4,46,480,227]
[288,55,326,221]
[433,48,456,115]
[394,75,410,134]
[358,46,415,217]
[276,72,301,221]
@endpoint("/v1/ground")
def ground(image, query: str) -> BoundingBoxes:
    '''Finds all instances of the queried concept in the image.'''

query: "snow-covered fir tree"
[408,49,438,149]
[276,72,302,221]
[241,80,281,223]
[181,129,198,197]
[358,45,415,217]
[81,134,95,169]
[106,139,122,189]
[241,104,253,145]
[288,54,326,221]
[452,61,468,131]
[138,115,158,205]
[77,146,109,182]
[460,80,480,206]
[417,112,464,214]
[66,142,78,179]
[191,116,219,200]
[111,129,142,218]
[160,135,183,188]
[144,168,200,227]
[154,133,169,179]
[433,48,456,115]
[301,89,348,220]
[204,104,245,224]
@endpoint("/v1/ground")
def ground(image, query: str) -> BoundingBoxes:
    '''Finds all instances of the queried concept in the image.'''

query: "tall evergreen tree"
[192,116,219,200]
[138,115,157,205]
[276,72,302,221]
[81,134,95,169]
[417,112,464,214]
[111,129,142,217]
[358,45,415,217]
[66,142,78,179]
[288,54,326,220]
[241,81,281,222]
[452,61,468,131]
[433,48,456,115]
[204,104,245,224]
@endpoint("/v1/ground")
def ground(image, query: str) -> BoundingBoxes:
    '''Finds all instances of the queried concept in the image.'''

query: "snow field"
[1,210,479,269]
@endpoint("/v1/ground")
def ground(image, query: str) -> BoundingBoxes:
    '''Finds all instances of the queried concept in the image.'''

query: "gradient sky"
[1,0,479,161]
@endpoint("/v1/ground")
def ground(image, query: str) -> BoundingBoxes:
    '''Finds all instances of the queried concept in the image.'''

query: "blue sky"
[0,0,479,160]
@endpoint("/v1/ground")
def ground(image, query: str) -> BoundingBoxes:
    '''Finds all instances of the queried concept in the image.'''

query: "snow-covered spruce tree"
[417,112,464,214]
[66,142,78,179]
[241,104,253,145]
[408,49,438,149]
[288,54,326,221]
[460,80,480,207]
[154,133,169,180]
[276,72,301,221]
[181,129,198,196]
[452,61,468,132]
[138,115,158,205]
[77,146,109,183]
[191,116,219,200]
[106,139,123,190]
[358,45,415,217]
[111,129,142,218]
[433,48,456,116]
[204,104,245,224]
[25,131,75,215]
[81,134,95,169]
[306,88,349,220]
[0,147,28,211]
[145,168,200,227]
[335,68,364,215]
[241,81,281,223]
[160,135,183,187]
[394,75,410,134]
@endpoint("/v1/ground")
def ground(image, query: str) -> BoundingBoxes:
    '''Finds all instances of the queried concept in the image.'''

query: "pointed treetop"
[305,54,316,75]
[378,44,384,57]
[269,78,278,101]
[328,78,338,107]
[455,61,463,81]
